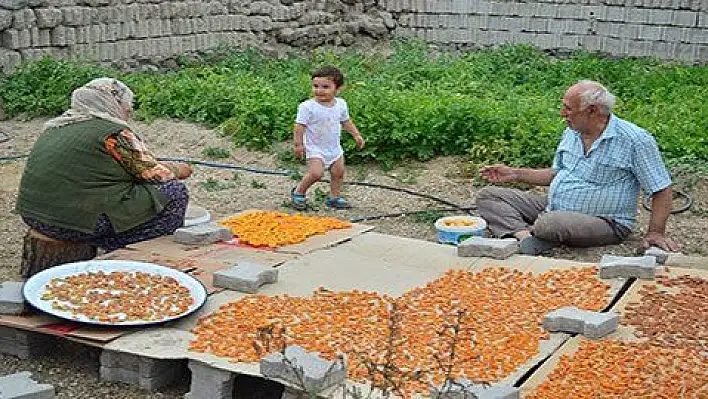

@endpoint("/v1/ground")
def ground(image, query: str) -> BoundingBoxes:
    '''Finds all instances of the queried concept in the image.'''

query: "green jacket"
[16,117,169,234]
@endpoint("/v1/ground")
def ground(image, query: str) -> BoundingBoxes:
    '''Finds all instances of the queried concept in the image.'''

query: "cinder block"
[0,327,55,359]
[430,379,519,399]
[212,261,278,293]
[0,371,54,399]
[185,360,235,399]
[457,237,518,259]
[598,255,656,279]
[0,0,27,10]
[543,306,619,339]
[173,222,232,245]
[260,345,346,393]
[0,281,26,315]
[2,28,31,49]
[99,350,186,391]
[644,246,669,264]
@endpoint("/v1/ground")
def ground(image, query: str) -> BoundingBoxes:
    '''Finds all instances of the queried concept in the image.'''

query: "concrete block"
[99,365,185,391]
[457,237,518,259]
[99,350,186,391]
[0,9,11,30]
[213,261,277,293]
[260,345,346,393]
[35,8,62,28]
[543,306,619,339]
[2,28,31,49]
[0,281,26,315]
[0,0,27,11]
[0,327,55,359]
[644,246,669,264]
[430,379,519,399]
[173,222,233,245]
[0,371,54,399]
[12,8,35,30]
[185,360,235,399]
[598,255,657,279]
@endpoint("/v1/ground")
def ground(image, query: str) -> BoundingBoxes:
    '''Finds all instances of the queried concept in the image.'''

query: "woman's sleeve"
[105,128,177,182]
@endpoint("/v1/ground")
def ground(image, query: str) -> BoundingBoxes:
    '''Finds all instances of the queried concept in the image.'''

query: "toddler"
[291,66,365,210]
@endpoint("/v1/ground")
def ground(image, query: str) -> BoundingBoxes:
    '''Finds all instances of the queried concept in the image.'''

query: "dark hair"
[312,66,344,87]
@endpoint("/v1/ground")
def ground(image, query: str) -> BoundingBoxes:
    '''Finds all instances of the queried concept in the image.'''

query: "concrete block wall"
[0,0,705,73]
[388,0,707,62]
[0,0,393,73]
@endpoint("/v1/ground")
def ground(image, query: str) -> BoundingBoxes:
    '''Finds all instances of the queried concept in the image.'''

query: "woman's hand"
[174,162,193,179]
[163,161,193,180]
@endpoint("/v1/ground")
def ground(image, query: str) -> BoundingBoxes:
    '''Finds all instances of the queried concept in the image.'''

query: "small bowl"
[434,216,487,245]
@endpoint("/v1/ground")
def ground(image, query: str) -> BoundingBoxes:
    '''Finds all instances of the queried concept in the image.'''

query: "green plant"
[411,210,444,224]
[201,146,231,159]
[2,44,706,169]
[250,179,266,189]
[200,178,234,192]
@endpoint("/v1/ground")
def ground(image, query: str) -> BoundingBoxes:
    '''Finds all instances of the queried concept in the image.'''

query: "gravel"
[1,117,706,398]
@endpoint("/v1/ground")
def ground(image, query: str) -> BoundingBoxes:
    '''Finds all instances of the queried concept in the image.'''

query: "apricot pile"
[189,266,609,397]
[528,273,708,397]
[442,219,480,227]
[41,271,194,323]
[624,274,707,349]
[526,340,707,398]
[220,211,352,248]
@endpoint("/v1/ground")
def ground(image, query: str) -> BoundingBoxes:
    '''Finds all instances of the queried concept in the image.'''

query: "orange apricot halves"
[220,211,352,248]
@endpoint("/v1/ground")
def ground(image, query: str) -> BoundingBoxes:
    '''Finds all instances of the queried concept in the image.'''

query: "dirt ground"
[0,117,706,398]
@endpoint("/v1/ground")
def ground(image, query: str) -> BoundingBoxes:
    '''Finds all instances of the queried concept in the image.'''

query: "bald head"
[567,80,616,115]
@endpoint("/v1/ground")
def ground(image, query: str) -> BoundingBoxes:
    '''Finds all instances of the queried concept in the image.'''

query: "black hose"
[158,157,474,215]
[158,157,294,176]
[0,154,27,161]
[350,207,478,223]
[0,129,10,144]
[642,190,693,214]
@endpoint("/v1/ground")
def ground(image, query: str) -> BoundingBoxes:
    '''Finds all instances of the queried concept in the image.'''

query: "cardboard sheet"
[0,313,128,344]
[104,328,195,359]
[126,236,296,267]
[96,248,200,271]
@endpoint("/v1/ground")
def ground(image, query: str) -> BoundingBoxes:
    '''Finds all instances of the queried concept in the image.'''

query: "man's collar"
[599,113,617,140]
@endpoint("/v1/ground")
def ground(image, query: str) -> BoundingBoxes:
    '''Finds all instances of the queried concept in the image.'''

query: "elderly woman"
[16,77,193,252]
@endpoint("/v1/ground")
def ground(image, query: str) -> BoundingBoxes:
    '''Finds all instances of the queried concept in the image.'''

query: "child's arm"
[294,123,306,159]
[342,120,365,149]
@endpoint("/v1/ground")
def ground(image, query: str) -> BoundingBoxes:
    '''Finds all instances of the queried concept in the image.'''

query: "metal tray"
[22,260,208,326]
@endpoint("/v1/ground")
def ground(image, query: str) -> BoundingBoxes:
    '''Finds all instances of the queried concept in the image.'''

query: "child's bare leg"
[329,157,345,198]
[295,158,325,194]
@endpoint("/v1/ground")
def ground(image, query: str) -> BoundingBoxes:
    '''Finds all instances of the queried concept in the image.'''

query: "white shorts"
[306,147,343,168]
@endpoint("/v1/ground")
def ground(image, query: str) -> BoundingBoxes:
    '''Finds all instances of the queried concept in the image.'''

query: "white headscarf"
[43,78,135,131]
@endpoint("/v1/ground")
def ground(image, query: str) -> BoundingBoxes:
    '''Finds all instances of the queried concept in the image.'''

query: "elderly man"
[476,80,680,255]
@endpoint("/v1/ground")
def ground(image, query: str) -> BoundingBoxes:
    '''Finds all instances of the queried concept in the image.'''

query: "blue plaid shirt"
[548,114,672,229]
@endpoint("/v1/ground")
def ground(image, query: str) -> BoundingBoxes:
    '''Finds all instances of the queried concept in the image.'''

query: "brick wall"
[0,0,705,74]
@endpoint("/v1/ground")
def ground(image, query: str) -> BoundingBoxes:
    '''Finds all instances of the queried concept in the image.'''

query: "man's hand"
[642,231,681,253]
[479,165,519,183]
[294,142,305,159]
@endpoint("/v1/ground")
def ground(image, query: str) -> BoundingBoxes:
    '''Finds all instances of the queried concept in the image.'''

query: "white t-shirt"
[295,98,350,166]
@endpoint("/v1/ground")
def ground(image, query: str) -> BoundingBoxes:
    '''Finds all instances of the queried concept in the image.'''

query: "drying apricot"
[220,211,351,248]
